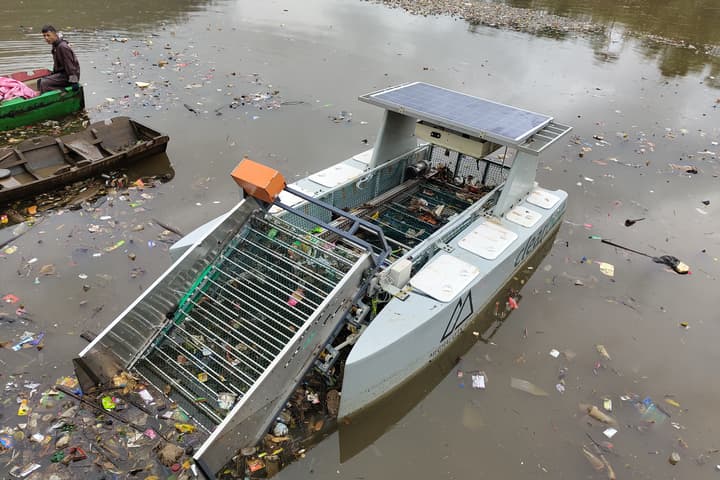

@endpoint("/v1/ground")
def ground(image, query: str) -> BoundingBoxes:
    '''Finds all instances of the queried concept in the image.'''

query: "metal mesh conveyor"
[133,213,365,430]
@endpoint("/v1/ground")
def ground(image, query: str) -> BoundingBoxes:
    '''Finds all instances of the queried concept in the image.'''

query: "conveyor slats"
[134,212,365,429]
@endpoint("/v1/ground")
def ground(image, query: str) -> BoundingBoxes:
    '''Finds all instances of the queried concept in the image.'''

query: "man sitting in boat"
[37,25,80,94]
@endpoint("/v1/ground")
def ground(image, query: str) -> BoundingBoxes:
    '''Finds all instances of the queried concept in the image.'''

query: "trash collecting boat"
[0,116,169,203]
[0,69,85,131]
[74,82,571,477]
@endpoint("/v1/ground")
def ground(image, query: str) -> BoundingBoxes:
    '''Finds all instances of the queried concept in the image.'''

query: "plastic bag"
[510,377,548,396]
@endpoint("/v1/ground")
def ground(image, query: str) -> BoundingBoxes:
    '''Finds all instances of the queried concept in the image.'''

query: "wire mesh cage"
[428,145,512,187]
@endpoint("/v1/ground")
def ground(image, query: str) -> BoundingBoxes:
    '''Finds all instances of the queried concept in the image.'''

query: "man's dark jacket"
[52,38,80,83]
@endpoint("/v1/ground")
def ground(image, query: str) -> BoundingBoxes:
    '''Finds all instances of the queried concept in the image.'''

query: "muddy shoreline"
[370,0,603,36]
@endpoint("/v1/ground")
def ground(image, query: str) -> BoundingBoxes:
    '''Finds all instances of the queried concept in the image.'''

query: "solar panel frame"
[359,82,553,146]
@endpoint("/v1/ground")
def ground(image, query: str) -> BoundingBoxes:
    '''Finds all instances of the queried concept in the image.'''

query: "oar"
[598,238,689,274]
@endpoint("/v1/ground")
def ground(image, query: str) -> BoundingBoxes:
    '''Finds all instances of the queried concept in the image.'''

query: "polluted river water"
[1,0,719,478]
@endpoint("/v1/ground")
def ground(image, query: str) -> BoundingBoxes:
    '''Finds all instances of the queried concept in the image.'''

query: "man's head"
[41,25,58,44]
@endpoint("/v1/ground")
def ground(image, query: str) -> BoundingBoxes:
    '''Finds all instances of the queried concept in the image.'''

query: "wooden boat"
[0,116,169,203]
[0,68,85,131]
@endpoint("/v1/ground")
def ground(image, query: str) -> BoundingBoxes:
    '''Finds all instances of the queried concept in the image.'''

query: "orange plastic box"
[230,158,286,203]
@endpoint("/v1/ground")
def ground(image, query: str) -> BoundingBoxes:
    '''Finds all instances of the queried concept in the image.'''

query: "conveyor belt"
[134,214,365,430]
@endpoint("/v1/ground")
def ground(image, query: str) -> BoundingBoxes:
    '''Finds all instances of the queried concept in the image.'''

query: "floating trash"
[510,377,548,396]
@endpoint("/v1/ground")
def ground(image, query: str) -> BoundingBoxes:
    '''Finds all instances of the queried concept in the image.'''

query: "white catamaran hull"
[338,190,566,418]
[78,82,572,477]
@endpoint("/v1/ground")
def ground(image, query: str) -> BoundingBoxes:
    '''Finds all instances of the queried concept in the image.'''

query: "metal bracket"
[315,345,340,374]
[379,281,411,301]
[315,330,361,374]
[435,241,454,253]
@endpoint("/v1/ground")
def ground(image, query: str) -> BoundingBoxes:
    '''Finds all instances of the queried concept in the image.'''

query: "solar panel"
[360,82,552,144]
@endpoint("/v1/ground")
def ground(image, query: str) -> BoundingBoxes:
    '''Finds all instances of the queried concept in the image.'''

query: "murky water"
[1,0,719,478]
[502,0,720,44]
[0,1,213,73]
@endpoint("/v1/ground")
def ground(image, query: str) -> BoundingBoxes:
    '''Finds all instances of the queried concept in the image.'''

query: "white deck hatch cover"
[526,188,560,210]
[459,220,518,260]
[309,163,364,188]
[505,205,542,228]
[269,185,314,213]
[410,254,480,302]
[352,148,373,165]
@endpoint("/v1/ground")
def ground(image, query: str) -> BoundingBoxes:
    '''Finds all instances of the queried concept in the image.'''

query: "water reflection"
[502,0,720,44]
[587,23,623,65]
[497,0,720,81]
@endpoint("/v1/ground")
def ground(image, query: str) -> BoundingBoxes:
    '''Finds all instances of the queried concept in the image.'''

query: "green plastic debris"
[101,396,116,410]
[104,240,126,252]
[51,450,66,463]
[173,409,189,422]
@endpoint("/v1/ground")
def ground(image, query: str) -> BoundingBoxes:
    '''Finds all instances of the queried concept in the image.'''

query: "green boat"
[0,69,85,131]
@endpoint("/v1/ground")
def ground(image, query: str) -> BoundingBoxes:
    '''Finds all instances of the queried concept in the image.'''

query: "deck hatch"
[409,253,480,302]
[527,188,561,209]
[308,163,365,188]
[458,220,518,260]
[505,206,542,228]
